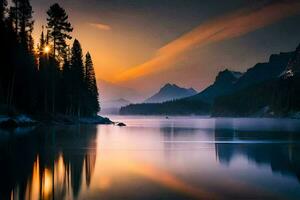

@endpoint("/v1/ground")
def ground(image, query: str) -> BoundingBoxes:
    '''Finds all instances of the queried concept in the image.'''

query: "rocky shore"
[0,114,119,129]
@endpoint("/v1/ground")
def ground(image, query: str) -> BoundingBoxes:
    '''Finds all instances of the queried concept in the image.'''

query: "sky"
[30,0,300,100]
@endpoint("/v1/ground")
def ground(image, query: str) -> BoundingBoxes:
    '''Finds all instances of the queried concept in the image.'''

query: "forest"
[120,98,211,115]
[0,0,100,117]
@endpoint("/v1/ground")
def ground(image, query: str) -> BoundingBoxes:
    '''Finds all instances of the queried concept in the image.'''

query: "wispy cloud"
[89,23,112,31]
[113,0,300,83]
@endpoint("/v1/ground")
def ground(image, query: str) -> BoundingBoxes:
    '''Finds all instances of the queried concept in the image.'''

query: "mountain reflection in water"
[1,117,300,200]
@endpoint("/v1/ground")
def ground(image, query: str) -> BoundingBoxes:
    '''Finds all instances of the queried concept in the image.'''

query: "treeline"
[120,99,211,115]
[0,0,100,117]
[212,74,300,117]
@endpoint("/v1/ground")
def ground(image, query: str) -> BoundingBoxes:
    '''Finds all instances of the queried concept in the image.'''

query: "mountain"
[233,52,292,90]
[101,98,131,114]
[97,79,144,103]
[213,44,300,117]
[120,44,297,116]
[188,69,242,104]
[212,74,300,117]
[105,98,131,108]
[281,44,300,78]
[189,52,292,104]
[144,83,197,103]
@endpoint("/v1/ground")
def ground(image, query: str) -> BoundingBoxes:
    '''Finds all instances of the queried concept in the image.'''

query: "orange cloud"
[89,23,112,31]
[113,0,300,83]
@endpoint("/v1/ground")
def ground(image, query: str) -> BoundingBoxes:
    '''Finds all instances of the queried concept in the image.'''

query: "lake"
[1,116,300,200]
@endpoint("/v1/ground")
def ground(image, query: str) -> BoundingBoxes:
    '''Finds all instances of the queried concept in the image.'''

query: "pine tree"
[0,0,7,103]
[0,2,101,117]
[60,46,72,114]
[85,52,100,115]
[70,39,85,117]
[4,0,36,112]
[19,0,33,48]
[37,27,49,112]
[10,0,34,49]
[47,3,73,61]
[39,27,45,59]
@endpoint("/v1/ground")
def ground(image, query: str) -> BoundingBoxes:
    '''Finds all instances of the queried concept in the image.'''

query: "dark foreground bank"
[0,114,116,129]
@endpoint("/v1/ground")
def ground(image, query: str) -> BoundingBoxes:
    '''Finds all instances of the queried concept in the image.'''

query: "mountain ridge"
[213,45,300,117]
[187,69,243,104]
[144,83,197,103]
[120,44,299,116]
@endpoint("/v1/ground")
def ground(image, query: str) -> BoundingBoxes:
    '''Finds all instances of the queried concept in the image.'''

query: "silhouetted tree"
[60,47,72,114]
[85,52,100,115]
[37,28,50,112]
[0,2,100,117]
[10,0,34,48]
[70,39,85,117]
[2,0,37,112]
[47,3,73,61]
[0,0,7,100]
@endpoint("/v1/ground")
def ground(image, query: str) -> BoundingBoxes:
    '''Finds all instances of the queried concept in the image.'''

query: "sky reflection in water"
[1,116,300,200]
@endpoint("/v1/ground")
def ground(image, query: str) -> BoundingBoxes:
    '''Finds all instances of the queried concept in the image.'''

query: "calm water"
[1,116,300,200]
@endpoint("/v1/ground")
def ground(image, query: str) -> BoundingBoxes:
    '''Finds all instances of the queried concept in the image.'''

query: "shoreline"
[117,113,300,119]
[0,114,119,129]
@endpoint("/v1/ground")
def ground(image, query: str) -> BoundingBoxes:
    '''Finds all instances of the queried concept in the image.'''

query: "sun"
[44,46,50,54]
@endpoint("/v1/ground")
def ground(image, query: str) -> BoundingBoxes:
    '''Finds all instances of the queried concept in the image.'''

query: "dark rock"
[116,122,126,127]
[79,116,113,125]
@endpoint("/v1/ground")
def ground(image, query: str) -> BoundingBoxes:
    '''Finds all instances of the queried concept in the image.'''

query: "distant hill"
[101,98,131,114]
[120,44,296,116]
[120,98,210,115]
[103,98,131,108]
[144,83,197,103]
[97,79,144,103]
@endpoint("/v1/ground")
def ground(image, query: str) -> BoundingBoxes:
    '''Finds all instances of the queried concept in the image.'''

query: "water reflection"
[214,119,300,182]
[0,126,97,200]
[1,117,300,199]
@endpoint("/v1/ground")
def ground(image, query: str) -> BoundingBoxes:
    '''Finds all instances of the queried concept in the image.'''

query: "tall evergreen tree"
[61,56,72,114]
[10,0,34,48]
[0,2,100,117]
[85,52,100,115]
[37,28,49,112]
[70,39,85,117]
[19,0,33,48]
[47,3,73,61]
[4,0,36,112]
[0,0,7,104]
[1,8,17,108]
[45,3,73,114]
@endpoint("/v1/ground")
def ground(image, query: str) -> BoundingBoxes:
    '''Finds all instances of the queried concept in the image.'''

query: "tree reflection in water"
[1,118,300,200]
[0,125,97,200]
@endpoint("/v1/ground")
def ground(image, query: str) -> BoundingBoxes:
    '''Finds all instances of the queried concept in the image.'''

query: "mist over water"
[1,116,300,200]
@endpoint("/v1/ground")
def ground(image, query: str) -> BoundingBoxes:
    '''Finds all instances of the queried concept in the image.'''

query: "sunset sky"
[31,0,300,99]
